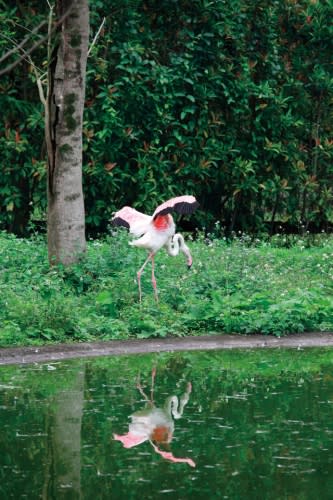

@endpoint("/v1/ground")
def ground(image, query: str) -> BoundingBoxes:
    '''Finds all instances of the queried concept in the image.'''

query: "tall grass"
[0,230,332,346]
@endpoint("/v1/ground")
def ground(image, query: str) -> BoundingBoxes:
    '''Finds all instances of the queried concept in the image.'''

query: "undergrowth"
[0,230,333,346]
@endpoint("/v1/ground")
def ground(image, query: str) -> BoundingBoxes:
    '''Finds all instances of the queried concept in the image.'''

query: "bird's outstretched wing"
[112,206,151,237]
[152,195,199,219]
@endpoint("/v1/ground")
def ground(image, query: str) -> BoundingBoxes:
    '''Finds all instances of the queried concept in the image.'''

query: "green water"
[1,348,333,499]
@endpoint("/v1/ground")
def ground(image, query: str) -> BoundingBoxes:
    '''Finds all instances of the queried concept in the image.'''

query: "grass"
[0,230,333,346]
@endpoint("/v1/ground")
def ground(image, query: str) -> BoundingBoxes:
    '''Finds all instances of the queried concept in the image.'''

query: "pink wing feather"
[113,432,148,448]
[112,195,198,234]
[112,206,151,236]
[152,195,199,219]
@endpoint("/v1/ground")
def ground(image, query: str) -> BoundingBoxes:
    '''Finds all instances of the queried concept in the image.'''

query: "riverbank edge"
[0,332,333,365]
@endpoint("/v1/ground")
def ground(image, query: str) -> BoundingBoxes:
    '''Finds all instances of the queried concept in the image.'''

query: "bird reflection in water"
[114,368,196,467]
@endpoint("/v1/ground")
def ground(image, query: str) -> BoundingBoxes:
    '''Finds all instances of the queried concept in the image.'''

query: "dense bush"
[0,0,332,235]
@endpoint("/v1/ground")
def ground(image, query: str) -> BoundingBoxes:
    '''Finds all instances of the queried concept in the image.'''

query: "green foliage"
[1,0,333,234]
[82,0,333,232]
[0,231,332,345]
[0,2,47,235]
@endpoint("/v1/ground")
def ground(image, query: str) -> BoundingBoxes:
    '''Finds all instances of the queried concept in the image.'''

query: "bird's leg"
[150,366,156,404]
[136,373,150,403]
[136,369,156,407]
[137,252,154,302]
[151,254,159,302]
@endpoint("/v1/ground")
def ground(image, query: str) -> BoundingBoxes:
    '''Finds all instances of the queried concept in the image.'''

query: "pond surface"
[1,348,333,499]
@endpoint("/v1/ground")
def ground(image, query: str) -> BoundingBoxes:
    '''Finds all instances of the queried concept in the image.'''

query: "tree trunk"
[43,367,85,499]
[46,0,89,265]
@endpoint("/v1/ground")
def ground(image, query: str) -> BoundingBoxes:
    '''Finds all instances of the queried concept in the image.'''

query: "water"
[1,348,333,499]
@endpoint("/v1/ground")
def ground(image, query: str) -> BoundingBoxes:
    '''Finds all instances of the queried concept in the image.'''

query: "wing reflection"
[114,368,195,467]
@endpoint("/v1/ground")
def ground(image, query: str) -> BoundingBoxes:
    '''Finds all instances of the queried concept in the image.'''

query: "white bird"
[112,195,199,302]
[114,368,195,466]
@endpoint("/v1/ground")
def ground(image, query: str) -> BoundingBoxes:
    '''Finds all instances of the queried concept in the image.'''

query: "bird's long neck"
[165,391,191,420]
[165,233,193,267]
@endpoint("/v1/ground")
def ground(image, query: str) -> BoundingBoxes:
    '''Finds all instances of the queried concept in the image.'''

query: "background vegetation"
[1,230,332,344]
[1,0,333,236]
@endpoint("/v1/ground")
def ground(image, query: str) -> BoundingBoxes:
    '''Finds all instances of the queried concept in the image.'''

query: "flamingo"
[113,368,195,467]
[112,195,199,302]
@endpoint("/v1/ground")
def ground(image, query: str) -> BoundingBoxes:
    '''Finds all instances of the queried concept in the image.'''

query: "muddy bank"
[0,333,333,366]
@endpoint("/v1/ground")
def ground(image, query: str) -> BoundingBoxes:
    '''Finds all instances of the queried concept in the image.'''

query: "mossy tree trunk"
[46,0,89,265]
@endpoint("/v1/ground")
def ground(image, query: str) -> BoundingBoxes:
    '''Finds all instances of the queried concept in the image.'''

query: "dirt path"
[0,333,333,365]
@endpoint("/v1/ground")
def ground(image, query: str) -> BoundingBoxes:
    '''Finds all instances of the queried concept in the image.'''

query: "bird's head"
[181,244,192,268]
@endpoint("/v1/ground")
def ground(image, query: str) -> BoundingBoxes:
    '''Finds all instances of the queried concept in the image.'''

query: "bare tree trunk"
[43,367,85,499]
[46,0,89,265]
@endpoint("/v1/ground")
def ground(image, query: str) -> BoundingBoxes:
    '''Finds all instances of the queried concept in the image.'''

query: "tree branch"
[0,32,44,73]
[0,19,47,65]
[32,59,47,106]
[0,2,74,77]
[87,17,106,57]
